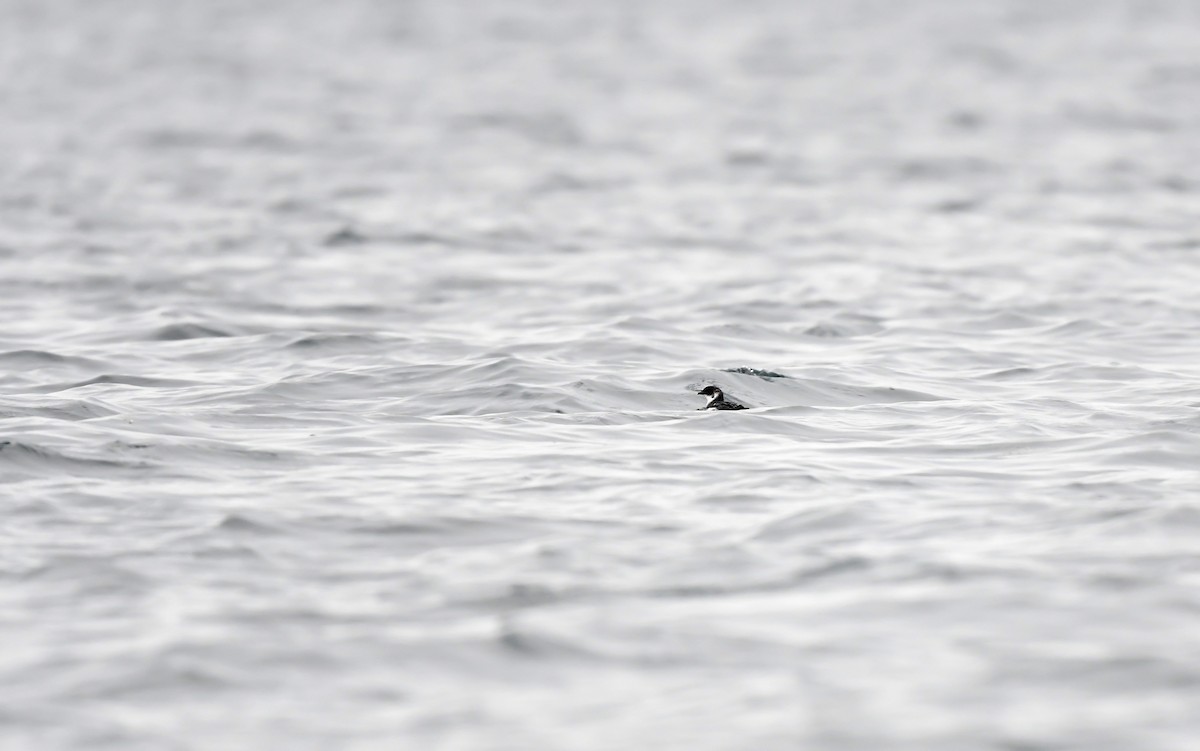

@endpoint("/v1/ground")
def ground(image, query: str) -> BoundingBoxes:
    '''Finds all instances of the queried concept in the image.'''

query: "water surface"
[3,1,1200,749]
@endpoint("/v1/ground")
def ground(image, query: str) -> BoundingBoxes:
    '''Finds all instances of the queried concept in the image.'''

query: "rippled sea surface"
[4,1,1200,748]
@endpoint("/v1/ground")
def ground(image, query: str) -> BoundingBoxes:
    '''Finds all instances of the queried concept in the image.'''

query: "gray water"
[4,1,1200,749]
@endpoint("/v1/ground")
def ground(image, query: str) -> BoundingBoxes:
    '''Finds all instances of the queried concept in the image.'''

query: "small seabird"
[696,385,747,410]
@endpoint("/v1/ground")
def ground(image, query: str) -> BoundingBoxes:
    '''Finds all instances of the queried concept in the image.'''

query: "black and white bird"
[696,385,747,410]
